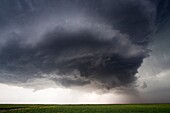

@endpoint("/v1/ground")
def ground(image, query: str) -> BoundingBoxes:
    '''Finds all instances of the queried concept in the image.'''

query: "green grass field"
[0,104,170,113]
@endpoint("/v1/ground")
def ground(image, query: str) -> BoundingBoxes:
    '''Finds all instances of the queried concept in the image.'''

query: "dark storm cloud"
[0,21,148,88]
[0,0,160,90]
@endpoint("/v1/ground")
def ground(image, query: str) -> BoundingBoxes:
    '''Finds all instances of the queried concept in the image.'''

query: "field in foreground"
[0,104,170,113]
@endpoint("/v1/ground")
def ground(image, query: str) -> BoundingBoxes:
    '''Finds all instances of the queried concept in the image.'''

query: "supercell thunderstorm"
[0,0,169,91]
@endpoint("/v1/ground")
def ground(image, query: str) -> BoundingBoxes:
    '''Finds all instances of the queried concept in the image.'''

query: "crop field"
[0,104,170,113]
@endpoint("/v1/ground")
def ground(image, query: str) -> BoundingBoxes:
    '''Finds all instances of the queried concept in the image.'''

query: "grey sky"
[0,0,170,103]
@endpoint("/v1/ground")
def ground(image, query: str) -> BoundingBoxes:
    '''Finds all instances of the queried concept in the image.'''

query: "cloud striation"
[0,0,163,91]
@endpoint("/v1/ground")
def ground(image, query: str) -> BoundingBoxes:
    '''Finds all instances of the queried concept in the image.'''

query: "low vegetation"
[0,104,170,113]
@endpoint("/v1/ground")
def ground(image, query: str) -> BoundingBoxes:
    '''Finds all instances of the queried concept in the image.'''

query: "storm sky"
[0,0,170,103]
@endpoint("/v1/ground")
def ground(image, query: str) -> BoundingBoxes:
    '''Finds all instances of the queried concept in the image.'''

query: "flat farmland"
[0,104,170,113]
